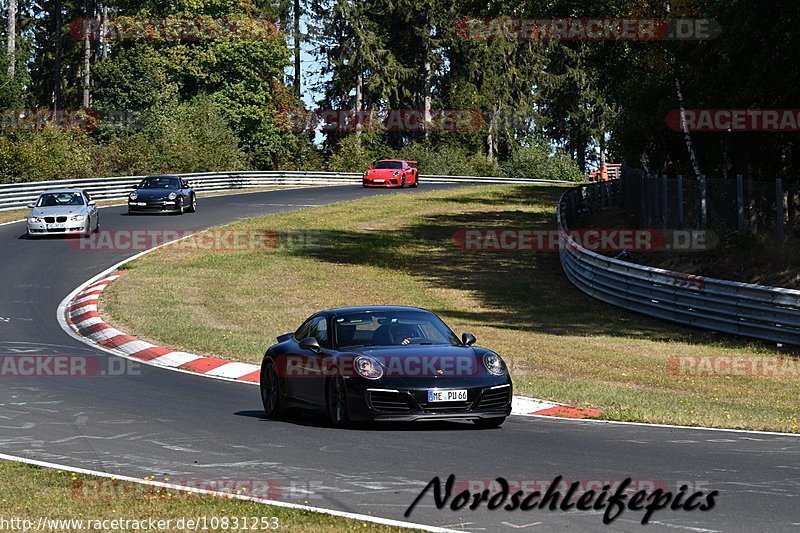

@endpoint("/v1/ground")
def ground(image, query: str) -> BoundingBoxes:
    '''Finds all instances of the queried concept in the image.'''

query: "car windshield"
[139,177,180,189]
[334,310,460,349]
[373,161,402,169]
[36,193,84,207]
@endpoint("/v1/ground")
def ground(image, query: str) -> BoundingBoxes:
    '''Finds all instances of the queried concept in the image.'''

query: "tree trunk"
[6,0,15,78]
[54,0,64,113]
[422,15,432,137]
[674,74,702,178]
[100,4,108,60]
[293,0,301,98]
[354,69,363,141]
[83,0,92,108]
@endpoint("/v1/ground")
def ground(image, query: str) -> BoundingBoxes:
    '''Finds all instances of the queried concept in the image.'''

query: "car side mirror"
[26,204,34,209]
[299,337,322,353]
[462,333,476,346]
[88,201,96,207]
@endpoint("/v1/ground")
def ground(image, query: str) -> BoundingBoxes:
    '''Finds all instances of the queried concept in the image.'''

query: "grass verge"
[0,460,410,532]
[101,184,800,432]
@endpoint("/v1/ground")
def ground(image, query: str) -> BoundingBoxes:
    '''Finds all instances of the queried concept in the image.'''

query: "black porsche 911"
[259,306,512,428]
[127,174,196,214]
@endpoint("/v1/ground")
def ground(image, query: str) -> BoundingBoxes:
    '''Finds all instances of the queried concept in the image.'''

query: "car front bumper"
[344,381,512,422]
[27,219,88,235]
[362,178,402,187]
[128,200,181,213]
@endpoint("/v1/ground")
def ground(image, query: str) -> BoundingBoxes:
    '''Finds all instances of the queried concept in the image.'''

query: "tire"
[401,177,406,188]
[175,197,184,215]
[187,194,196,213]
[326,375,350,428]
[411,173,419,188]
[473,417,506,428]
[260,359,283,419]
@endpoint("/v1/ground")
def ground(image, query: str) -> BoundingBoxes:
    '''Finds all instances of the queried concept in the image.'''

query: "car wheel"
[473,417,506,428]
[260,359,283,419]
[187,194,196,213]
[326,375,350,428]
[411,174,419,188]
[175,197,184,215]
[401,177,406,188]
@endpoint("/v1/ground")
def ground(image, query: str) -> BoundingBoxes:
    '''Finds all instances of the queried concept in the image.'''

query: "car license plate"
[373,179,384,183]
[427,389,467,402]
[46,223,65,229]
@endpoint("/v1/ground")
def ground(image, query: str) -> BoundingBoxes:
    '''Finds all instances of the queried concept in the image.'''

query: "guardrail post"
[676,175,684,228]
[698,174,708,229]
[736,174,745,231]
[660,175,669,228]
[776,178,785,246]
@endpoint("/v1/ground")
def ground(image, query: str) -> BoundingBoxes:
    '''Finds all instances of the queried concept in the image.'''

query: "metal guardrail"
[0,171,569,211]
[558,180,800,345]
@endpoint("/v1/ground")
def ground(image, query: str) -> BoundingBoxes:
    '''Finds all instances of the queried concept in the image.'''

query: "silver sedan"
[26,189,100,238]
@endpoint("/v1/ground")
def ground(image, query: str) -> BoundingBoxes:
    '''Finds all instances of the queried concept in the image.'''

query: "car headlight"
[129,191,138,201]
[363,170,370,176]
[28,217,41,223]
[168,192,177,200]
[483,352,507,376]
[354,355,383,380]
[393,171,399,176]
[68,214,85,222]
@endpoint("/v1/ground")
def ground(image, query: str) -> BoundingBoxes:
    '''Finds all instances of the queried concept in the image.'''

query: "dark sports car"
[127,175,196,214]
[260,306,512,428]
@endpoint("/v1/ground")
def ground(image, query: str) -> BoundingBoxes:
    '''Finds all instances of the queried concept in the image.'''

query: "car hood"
[29,206,88,217]
[366,168,401,176]
[133,188,177,199]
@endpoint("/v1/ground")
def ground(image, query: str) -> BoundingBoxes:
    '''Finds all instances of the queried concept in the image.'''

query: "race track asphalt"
[0,185,798,532]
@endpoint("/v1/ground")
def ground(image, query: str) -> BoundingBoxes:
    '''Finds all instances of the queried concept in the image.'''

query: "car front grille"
[43,216,68,223]
[478,385,511,409]
[368,390,412,412]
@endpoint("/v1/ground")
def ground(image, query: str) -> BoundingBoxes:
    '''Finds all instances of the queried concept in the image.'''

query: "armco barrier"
[558,180,800,345]
[0,171,568,211]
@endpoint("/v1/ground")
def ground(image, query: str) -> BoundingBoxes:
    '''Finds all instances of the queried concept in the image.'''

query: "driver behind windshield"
[390,323,417,345]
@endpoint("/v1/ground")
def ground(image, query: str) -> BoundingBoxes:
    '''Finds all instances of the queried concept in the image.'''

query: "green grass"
[101,184,800,432]
[0,461,410,532]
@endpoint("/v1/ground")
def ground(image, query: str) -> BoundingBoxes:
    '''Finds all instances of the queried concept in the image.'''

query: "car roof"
[375,159,405,162]
[39,189,86,195]
[323,305,429,316]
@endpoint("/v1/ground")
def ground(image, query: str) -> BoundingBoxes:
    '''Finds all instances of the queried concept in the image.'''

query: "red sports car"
[362,159,419,188]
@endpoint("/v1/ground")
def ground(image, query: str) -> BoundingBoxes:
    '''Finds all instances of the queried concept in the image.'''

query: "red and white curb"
[65,273,260,384]
[64,272,603,419]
